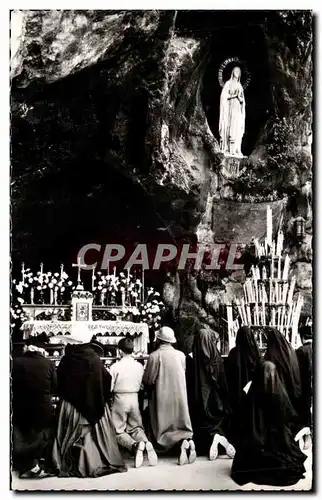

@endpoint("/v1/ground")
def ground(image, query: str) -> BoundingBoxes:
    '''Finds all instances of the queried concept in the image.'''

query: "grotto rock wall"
[11,10,313,351]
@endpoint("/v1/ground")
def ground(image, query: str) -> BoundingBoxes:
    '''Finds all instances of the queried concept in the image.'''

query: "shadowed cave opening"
[201,26,272,157]
[175,11,273,157]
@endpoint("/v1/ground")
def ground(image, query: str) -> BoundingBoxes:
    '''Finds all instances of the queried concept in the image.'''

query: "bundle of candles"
[235,277,303,333]
[253,206,284,258]
[229,205,304,346]
[250,254,291,281]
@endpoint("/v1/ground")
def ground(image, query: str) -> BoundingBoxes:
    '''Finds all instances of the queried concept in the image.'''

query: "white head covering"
[68,323,93,344]
[155,326,176,344]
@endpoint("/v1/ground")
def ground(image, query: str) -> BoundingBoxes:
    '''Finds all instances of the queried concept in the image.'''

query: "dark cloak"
[192,328,232,453]
[231,361,307,487]
[296,342,312,428]
[264,328,302,413]
[225,326,261,409]
[12,351,57,430]
[57,343,112,425]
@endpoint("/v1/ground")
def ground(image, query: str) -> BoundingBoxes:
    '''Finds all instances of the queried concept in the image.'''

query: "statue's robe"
[219,79,245,155]
[143,344,193,452]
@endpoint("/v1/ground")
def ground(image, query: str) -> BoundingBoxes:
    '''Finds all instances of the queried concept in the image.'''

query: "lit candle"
[282,254,290,280]
[267,206,272,246]
[39,263,44,287]
[30,287,34,304]
[142,267,145,303]
[114,266,116,277]
[92,267,95,291]
[54,288,58,305]
[50,288,53,305]
[22,262,25,285]
[277,257,281,279]
[60,263,64,280]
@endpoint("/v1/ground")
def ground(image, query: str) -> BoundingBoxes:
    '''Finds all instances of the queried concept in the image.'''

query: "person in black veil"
[231,360,307,487]
[52,327,127,477]
[192,327,235,460]
[296,325,313,450]
[225,326,261,411]
[264,327,302,416]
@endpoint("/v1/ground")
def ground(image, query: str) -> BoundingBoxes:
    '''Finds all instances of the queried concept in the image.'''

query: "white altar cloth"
[22,320,149,353]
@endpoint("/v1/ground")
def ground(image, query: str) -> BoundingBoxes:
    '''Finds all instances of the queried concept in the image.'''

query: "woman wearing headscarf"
[225,326,261,411]
[264,327,302,416]
[192,327,235,460]
[52,326,127,477]
[231,361,307,487]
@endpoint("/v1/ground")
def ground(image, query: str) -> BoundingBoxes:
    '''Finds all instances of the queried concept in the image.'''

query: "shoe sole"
[209,435,220,461]
[218,436,236,458]
[178,439,189,466]
[135,441,145,468]
[188,440,197,464]
[146,441,158,466]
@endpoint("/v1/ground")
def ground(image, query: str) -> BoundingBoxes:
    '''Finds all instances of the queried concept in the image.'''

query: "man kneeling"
[143,327,197,465]
[110,338,158,468]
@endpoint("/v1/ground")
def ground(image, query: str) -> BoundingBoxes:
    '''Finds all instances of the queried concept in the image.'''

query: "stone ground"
[11,449,312,491]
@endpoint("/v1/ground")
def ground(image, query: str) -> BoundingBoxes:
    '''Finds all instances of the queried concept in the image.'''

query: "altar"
[22,320,149,354]
[12,261,164,365]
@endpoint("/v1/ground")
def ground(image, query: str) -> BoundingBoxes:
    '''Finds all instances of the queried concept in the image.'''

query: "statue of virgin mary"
[219,66,245,156]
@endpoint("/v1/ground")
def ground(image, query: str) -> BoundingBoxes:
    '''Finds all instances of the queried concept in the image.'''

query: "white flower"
[61,287,65,292]
[17,297,24,304]
[48,283,53,288]
[52,278,58,285]
[120,272,125,278]
[28,278,33,284]
[16,284,24,294]
[54,273,59,277]
[67,281,73,286]
[62,272,68,279]
[154,292,160,296]
[47,272,52,277]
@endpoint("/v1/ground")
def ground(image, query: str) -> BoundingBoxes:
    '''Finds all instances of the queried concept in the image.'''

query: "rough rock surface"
[11,10,313,349]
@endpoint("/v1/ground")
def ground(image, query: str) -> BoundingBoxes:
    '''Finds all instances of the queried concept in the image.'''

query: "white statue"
[219,66,245,157]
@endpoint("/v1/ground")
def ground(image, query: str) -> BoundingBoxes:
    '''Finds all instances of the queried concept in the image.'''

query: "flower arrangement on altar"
[92,269,143,307]
[11,263,165,333]
[13,264,73,306]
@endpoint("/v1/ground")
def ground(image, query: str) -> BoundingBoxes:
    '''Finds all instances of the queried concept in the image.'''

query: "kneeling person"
[110,338,158,468]
[143,327,197,466]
